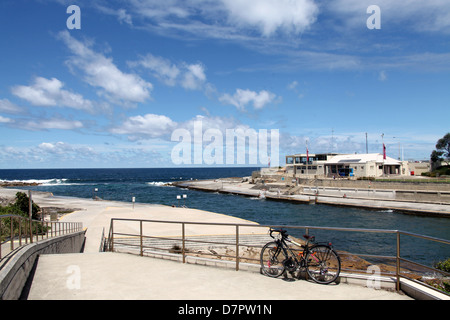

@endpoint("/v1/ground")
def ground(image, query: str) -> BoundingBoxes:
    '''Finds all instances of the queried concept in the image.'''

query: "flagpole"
[306,140,309,178]
[381,133,385,176]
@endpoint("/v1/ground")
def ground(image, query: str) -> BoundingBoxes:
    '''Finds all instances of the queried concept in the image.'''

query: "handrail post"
[110,220,114,252]
[10,216,14,251]
[24,220,28,244]
[182,223,186,264]
[29,190,33,243]
[18,217,22,246]
[0,218,3,259]
[396,231,400,292]
[235,225,239,271]
[140,220,143,256]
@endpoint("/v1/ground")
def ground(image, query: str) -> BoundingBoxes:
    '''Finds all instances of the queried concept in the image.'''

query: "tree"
[431,133,450,166]
[12,192,40,220]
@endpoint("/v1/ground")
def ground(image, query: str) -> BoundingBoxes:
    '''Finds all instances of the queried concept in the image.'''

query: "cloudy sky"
[0,0,449,168]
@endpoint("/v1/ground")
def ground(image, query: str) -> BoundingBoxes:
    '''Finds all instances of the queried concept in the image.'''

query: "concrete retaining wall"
[301,186,450,204]
[0,231,86,300]
[296,177,450,192]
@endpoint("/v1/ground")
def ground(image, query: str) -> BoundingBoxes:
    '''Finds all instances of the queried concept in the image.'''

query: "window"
[287,157,294,164]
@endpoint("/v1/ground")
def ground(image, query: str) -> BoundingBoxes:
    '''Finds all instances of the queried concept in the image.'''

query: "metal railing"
[0,214,83,260]
[103,218,450,295]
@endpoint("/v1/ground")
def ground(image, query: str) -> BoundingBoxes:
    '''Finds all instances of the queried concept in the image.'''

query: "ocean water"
[1,167,449,267]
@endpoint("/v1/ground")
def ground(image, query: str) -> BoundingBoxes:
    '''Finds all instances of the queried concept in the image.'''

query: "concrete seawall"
[0,230,86,300]
[174,179,450,217]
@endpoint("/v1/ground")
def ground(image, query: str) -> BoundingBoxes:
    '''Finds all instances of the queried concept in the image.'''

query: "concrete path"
[26,252,412,300]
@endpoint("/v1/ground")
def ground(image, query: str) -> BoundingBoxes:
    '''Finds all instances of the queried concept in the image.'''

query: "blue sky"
[0,0,449,168]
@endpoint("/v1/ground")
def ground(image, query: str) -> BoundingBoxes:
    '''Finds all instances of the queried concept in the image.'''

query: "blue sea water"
[1,167,449,267]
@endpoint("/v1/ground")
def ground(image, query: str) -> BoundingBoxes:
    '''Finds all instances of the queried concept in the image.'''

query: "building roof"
[326,153,401,166]
[286,153,340,157]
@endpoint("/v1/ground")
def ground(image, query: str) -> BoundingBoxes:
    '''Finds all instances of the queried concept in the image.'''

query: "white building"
[285,153,339,178]
[286,152,410,178]
[324,153,404,178]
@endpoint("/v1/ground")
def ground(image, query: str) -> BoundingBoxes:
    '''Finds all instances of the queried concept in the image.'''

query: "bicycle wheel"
[306,245,341,284]
[260,241,285,278]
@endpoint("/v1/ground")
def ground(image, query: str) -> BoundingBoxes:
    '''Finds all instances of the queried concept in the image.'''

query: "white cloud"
[38,142,73,154]
[329,0,450,33]
[221,0,318,36]
[129,54,180,86]
[180,114,250,133]
[112,0,318,40]
[96,5,133,25]
[37,142,96,162]
[11,77,95,112]
[129,54,207,90]
[181,63,206,90]
[24,118,84,131]
[58,31,153,106]
[111,113,177,140]
[0,116,13,123]
[0,99,23,114]
[111,113,250,142]
[219,89,277,110]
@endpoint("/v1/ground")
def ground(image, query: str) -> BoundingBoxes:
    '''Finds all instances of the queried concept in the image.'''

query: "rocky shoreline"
[0,181,40,188]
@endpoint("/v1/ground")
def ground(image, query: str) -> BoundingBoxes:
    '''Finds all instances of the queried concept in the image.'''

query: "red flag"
[306,147,309,163]
[383,144,386,160]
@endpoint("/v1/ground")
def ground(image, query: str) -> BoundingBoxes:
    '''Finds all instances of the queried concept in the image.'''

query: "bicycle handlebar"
[269,228,316,243]
[269,228,288,239]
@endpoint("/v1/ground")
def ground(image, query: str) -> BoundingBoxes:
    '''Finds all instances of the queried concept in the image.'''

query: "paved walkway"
[27,252,412,300]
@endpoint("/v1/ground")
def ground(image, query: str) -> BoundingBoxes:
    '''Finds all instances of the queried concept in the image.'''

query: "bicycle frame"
[275,236,304,270]
[262,228,341,284]
[273,232,325,273]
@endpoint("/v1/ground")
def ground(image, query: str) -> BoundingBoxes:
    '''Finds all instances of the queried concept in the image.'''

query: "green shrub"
[435,258,450,273]
[1,192,43,242]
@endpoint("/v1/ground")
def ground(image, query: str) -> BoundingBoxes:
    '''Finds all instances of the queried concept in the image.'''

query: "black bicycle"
[260,228,341,284]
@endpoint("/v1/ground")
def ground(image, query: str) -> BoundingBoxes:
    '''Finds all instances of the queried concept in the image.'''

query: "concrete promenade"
[0,187,414,300]
[27,252,411,300]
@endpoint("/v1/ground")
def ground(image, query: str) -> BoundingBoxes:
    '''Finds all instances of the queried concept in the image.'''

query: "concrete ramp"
[26,252,411,300]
